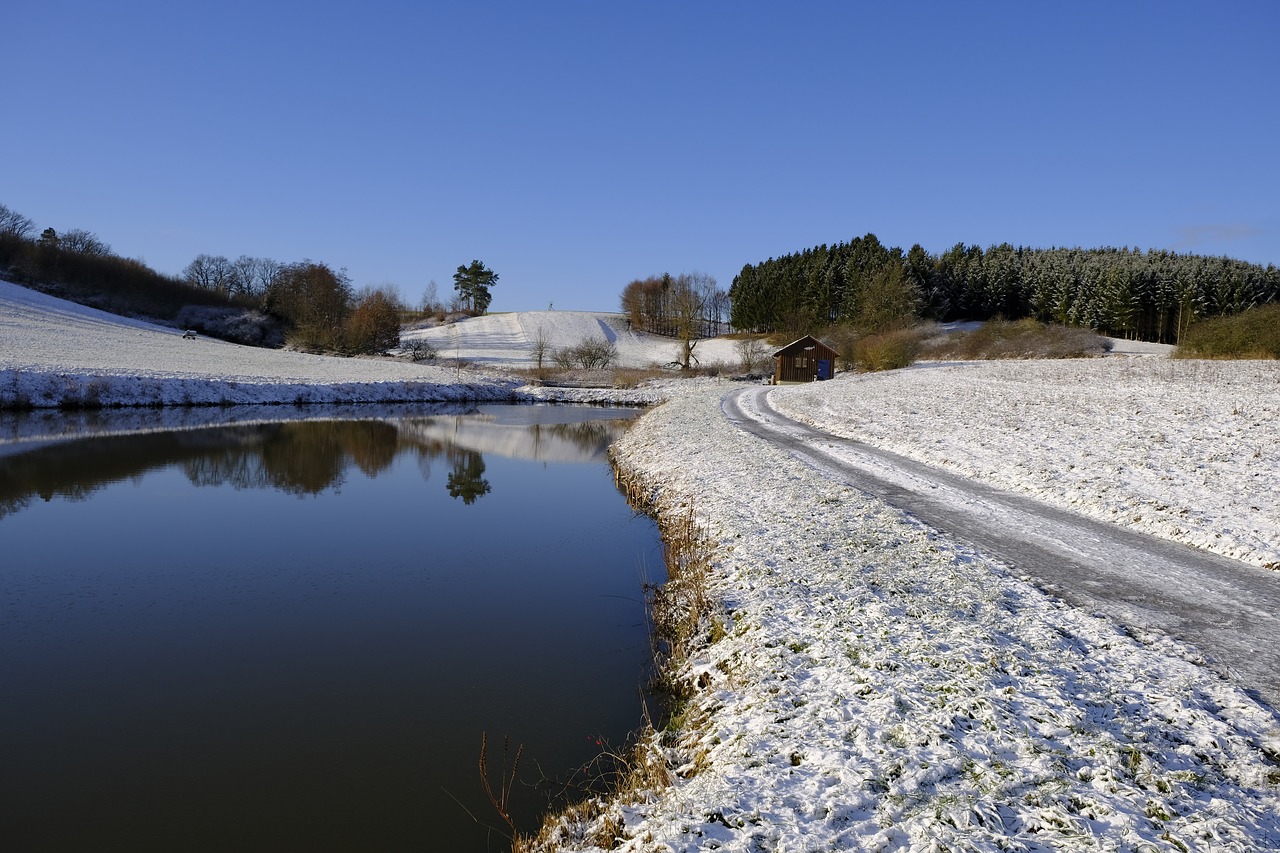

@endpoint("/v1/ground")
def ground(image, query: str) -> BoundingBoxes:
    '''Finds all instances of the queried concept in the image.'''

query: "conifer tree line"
[730,234,1280,343]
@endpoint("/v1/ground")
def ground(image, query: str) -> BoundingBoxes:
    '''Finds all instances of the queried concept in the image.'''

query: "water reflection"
[447,450,491,504]
[0,406,635,514]
[0,404,657,852]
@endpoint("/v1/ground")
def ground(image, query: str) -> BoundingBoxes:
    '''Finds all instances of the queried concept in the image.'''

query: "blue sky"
[5,1,1277,312]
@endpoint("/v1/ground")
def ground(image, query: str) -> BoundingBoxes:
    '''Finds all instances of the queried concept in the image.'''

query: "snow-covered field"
[401,309,744,369]
[0,281,724,414]
[0,279,526,408]
[4,279,1279,849]
[772,360,1280,570]
[550,384,1280,851]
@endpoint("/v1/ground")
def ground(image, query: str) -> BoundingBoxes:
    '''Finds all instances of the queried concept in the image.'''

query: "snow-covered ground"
[0,281,728,413]
[0,279,525,408]
[5,278,1279,849]
[401,310,745,369]
[548,382,1280,851]
[771,360,1280,569]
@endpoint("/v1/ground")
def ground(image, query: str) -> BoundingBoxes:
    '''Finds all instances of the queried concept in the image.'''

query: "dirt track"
[723,386,1280,712]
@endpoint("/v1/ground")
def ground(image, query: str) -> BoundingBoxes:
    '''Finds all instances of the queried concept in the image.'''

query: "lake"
[0,403,663,851]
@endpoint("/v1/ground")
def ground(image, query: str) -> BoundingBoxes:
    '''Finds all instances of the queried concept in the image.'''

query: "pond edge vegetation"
[512,443,724,852]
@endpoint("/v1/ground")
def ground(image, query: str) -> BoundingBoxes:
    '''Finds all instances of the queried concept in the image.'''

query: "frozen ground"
[401,310,745,369]
[0,280,678,413]
[771,360,1280,569]
[0,279,524,408]
[548,382,1280,852]
[4,278,1278,849]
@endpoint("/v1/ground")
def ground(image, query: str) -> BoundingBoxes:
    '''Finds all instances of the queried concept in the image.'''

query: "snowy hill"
[0,280,741,407]
[401,310,744,369]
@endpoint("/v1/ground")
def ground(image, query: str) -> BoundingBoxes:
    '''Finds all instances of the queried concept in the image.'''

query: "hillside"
[400,310,744,369]
[0,281,730,410]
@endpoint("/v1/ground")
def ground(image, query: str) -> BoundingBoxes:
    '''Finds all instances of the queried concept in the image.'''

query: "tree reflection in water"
[0,407,635,515]
[0,403,655,852]
[445,450,491,504]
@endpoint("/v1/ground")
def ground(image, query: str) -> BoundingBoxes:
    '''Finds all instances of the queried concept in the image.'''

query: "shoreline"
[529,383,1280,851]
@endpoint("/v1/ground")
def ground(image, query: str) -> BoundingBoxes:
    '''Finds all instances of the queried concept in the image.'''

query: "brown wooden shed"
[772,335,839,384]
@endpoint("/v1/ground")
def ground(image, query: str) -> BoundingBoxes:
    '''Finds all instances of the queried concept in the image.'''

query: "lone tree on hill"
[453,259,498,314]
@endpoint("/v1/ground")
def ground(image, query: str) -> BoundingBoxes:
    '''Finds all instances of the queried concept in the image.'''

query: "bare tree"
[58,228,112,255]
[343,285,403,354]
[528,326,550,375]
[183,254,235,294]
[263,261,353,350]
[0,204,35,239]
[670,272,716,369]
[421,279,442,316]
[229,255,280,298]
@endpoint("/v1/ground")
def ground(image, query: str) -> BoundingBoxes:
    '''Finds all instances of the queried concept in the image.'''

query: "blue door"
[817,359,831,380]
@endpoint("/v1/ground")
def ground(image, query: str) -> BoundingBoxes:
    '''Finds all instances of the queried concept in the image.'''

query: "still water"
[0,404,662,851]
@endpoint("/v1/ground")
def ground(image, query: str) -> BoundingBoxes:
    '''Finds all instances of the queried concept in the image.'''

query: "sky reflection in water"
[0,404,661,851]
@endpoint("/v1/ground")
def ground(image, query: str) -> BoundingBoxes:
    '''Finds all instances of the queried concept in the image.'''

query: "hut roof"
[772,335,837,358]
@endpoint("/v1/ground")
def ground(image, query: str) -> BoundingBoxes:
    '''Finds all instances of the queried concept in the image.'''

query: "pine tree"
[452,260,498,315]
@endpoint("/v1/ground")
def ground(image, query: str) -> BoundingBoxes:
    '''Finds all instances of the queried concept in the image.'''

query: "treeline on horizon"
[0,202,402,354]
[0,204,243,319]
[729,234,1280,344]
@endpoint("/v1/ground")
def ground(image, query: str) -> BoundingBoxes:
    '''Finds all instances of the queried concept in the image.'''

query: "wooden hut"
[772,335,839,384]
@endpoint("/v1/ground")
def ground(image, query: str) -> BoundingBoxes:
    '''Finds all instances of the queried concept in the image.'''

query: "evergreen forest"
[729,235,1280,344]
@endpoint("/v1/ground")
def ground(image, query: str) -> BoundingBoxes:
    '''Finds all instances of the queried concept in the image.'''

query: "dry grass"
[919,318,1112,360]
[513,722,673,852]
[516,459,721,852]
[610,468,717,697]
[609,367,670,388]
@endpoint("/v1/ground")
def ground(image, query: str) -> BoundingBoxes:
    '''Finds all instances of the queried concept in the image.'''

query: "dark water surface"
[0,404,662,852]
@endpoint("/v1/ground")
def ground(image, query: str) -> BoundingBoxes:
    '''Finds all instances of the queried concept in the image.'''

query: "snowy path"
[725,386,1280,710]
[546,385,1280,852]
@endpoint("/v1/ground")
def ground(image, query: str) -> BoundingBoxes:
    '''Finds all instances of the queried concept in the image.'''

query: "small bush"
[554,337,618,369]
[734,337,771,373]
[1175,303,1280,359]
[852,328,921,372]
[174,305,285,347]
[403,339,437,362]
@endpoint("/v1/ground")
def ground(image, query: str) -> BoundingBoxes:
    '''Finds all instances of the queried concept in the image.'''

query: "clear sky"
[4,1,1277,313]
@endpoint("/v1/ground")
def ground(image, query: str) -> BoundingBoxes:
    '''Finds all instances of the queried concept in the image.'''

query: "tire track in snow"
[723,386,1280,711]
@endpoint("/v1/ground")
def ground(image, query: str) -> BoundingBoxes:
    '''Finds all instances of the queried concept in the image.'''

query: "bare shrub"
[174,305,285,347]
[404,339,437,362]
[554,337,617,369]
[735,337,771,373]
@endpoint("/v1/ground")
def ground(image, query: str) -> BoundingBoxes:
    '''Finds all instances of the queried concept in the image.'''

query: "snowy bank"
[538,384,1280,851]
[0,279,528,408]
[0,280,689,411]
